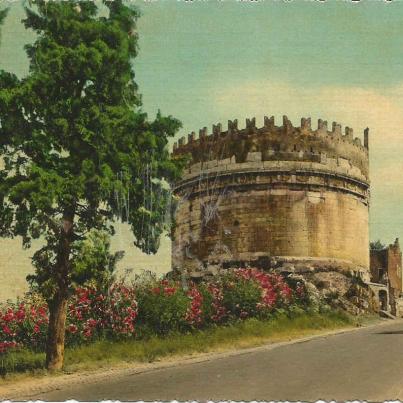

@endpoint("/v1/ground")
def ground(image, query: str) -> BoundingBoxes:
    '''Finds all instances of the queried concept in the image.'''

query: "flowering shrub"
[66,286,104,344]
[185,286,203,327]
[203,268,307,321]
[135,279,189,335]
[0,268,309,355]
[220,273,262,319]
[105,283,138,337]
[66,282,138,345]
[198,282,228,325]
[232,269,294,313]
[0,294,48,354]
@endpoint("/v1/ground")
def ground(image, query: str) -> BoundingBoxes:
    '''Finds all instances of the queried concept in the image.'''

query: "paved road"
[30,320,403,401]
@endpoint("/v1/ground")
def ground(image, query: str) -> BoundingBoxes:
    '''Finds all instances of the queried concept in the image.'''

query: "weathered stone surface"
[370,238,403,316]
[172,116,370,278]
[288,270,376,315]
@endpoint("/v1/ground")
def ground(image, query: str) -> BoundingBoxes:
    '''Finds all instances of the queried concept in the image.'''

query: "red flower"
[86,318,97,327]
[2,325,12,335]
[67,324,78,334]
[185,287,203,326]
[15,309,25,321]
[3,311,14,322]
[83,329,92,338]
[37,306,48,318]
[163,287,176,296]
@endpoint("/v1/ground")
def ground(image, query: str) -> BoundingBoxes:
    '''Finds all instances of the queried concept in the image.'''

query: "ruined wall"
[172,116,370,276]
[370,249,388,283]
[387,239,403,293]
[370,239,403,292]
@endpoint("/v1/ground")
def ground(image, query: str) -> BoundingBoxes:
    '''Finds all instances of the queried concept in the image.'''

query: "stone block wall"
[173,186,369,272]
[172,116,370,277]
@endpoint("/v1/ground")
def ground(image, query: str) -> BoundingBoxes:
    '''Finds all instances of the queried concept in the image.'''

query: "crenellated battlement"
[173,115,369,180]
[173,116,368,151]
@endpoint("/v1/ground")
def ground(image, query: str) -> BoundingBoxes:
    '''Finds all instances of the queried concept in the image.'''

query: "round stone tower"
[171,116,370,279]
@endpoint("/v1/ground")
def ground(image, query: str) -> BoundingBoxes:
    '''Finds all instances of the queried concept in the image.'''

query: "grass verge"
[1,309,366,379]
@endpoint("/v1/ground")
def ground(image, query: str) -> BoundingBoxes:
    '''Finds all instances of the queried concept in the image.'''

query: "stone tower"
[171,116,370,279]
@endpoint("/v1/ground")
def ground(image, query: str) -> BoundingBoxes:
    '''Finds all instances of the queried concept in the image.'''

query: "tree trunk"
[46,293,68,370]
[45,210,74,371]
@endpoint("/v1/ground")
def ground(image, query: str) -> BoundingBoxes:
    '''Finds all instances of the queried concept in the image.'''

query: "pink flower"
[86,318,97,327]
[3,311,14,322]
[37,306,48,318]
[2,325,12,335]
[185,287,203,326]
[83,329,92,338]
[67,324,78,334]
[15,309,25,321]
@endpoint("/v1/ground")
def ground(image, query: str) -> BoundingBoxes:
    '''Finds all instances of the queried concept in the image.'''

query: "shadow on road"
[374,330,403,334]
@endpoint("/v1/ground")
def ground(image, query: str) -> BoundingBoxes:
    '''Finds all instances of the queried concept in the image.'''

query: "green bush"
[221,274,262,319]
[135,280,190,335]
[198,283,215,324]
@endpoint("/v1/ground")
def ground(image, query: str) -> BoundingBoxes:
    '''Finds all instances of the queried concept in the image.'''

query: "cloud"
[215,80,398,134]
[213,80,403,161]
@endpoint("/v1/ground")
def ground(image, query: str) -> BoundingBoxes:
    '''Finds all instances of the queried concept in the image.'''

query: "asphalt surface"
[27,320,403,401]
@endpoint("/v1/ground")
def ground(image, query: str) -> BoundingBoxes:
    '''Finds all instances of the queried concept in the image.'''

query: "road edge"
[1,317,399,400]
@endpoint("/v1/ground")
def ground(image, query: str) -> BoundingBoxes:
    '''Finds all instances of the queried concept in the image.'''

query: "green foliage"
[220,275,262,319]
[0,0,183,300]
[135,282,189,335]
[370,240,386,251]
[198,283,215,324]
[27,229,122,294]
[71,229,123,290]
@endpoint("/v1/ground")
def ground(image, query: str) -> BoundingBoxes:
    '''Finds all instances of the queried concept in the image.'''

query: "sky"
[0,0,402,247]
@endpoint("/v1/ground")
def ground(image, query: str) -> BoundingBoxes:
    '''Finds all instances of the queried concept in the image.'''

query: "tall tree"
[0,0,184,370]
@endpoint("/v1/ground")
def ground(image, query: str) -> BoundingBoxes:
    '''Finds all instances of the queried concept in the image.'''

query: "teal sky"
[1,0,403,246]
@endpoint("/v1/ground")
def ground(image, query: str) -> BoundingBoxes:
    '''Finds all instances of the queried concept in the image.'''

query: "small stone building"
[370,238,403,315]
